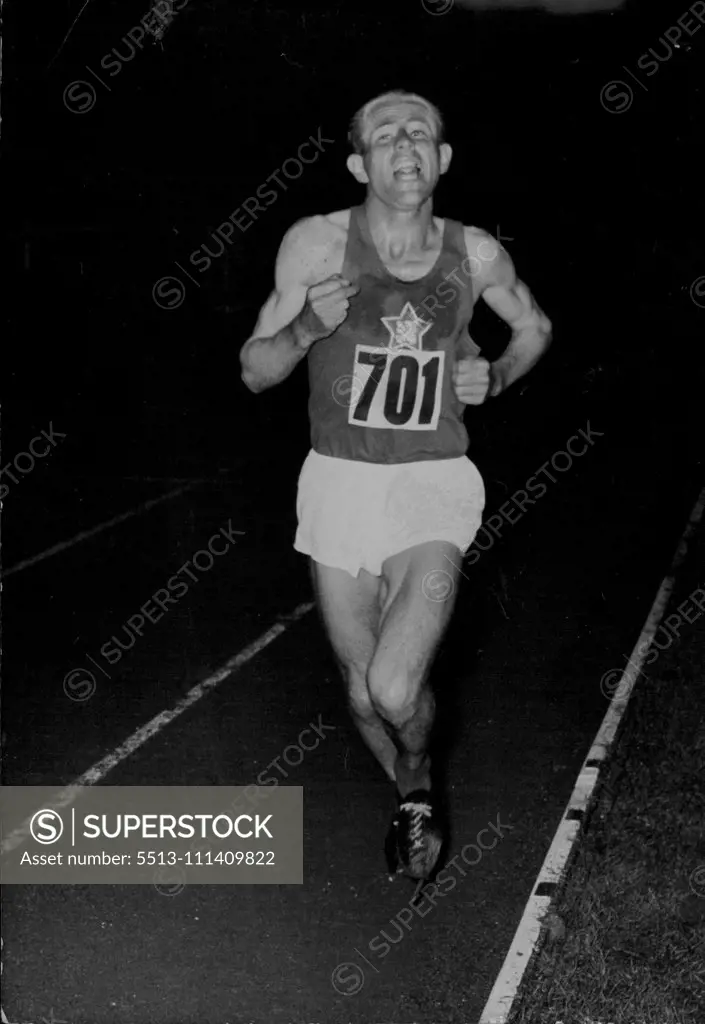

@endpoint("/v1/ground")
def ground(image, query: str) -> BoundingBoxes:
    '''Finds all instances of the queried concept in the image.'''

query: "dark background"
[4,0,703,509]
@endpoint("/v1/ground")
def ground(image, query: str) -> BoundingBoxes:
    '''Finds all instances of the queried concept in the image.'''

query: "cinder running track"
[2,383,700,1024]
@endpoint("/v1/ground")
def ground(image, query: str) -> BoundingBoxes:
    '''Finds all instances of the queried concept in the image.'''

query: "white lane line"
[479,485,705,1024]
[2,483,200,579]
[120,475,234,483]
[0,600,316,856]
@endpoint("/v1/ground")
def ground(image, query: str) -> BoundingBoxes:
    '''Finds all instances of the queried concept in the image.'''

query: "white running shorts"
[294,449,485,577]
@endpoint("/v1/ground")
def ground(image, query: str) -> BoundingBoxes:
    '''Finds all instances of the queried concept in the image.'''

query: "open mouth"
[393,160,422,180]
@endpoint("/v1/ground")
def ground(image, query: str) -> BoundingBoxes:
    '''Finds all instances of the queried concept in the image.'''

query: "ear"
[347,152,369,184]
[439,143,452,175]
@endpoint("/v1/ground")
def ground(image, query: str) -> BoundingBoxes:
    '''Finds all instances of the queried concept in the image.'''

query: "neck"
[364,194,436,255]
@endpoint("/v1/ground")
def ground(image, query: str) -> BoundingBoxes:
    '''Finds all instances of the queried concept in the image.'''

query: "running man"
[240,91,552,880]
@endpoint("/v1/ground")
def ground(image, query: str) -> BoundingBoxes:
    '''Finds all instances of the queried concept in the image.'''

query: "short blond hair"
[348,90,445,154]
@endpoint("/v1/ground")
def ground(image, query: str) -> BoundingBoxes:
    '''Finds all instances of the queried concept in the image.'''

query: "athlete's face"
[347,101,452,207]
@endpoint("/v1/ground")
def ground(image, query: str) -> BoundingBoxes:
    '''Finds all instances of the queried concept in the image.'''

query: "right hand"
[300,275,359,341]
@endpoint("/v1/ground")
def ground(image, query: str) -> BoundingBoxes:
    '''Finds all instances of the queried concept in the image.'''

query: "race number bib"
[348,345,445,431]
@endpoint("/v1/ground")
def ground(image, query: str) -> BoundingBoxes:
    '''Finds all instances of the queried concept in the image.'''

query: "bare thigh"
[309,560,383,702]
[368,540,463,706]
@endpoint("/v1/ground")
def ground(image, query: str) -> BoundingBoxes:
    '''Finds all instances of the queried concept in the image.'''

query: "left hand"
[452,357,494,405]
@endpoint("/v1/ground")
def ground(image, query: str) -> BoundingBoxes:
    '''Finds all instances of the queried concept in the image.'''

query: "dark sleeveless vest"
[307,205,480,463]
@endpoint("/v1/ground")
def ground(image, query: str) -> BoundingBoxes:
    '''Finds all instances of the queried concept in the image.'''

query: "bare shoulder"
[462,225,513,289]
[462,225,506,264]
[276,209,350,286]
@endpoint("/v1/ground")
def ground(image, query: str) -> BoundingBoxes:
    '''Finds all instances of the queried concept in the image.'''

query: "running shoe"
[385,789,444,881]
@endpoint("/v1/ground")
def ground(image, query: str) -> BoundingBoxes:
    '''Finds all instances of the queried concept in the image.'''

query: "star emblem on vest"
[380,302,432,352]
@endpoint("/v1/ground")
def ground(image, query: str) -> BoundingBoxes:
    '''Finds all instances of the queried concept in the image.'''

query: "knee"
[341,662,375,720]
[348,683,376,721]
[366,664,417,726]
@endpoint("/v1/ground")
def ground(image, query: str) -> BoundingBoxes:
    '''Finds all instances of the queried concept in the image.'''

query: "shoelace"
[401,801,432,851]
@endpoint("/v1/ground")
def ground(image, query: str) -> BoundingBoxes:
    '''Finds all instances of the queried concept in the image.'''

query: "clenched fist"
[298,274,360,344]
[452,356,495,405]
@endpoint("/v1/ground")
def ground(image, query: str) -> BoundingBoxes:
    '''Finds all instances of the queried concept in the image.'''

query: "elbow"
[241,366,274,394]
[241,370,262,394]
[240,344,259,393]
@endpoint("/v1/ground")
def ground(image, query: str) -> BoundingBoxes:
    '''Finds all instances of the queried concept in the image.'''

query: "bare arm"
[471,231,552,396]
[239,220,321,394]
[240,218,357,393]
